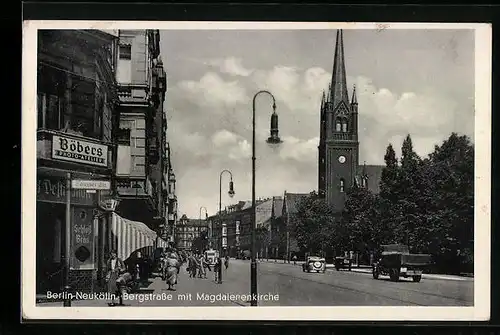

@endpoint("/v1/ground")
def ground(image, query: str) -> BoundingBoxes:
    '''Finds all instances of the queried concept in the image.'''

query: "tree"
[377,143,401,245]
[395,134,424,250]
[294,192,336,255]
[255,226,271,258]
[192,230,209,253]
[344,185,383,261]
[425,133,474,272]
[380,143,400,202]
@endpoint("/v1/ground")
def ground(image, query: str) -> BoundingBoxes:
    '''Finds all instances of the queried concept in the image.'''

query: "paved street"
[40,259,473,307]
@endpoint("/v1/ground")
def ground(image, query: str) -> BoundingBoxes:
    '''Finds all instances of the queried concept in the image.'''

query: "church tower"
[318,29,359,211]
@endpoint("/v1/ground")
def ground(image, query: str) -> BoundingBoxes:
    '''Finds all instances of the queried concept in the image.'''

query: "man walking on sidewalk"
[214,257,221,282]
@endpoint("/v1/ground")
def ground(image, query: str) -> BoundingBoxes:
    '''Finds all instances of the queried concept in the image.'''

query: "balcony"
[117,83,149,106]
[147,132,160,165]
[330,133,355,141]
[37,129,113,171]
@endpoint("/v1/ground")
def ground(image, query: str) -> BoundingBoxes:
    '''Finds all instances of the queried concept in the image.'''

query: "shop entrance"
[36,202,65,295]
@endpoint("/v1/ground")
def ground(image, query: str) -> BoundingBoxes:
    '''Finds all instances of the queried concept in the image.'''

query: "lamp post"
[251,90,281,306]
[199,206,208,251]
[218,169,235,284]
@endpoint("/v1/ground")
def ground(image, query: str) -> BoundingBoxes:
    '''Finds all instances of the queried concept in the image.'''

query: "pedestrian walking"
[135,251,148,284]
[188,253,197,278]
[164,247,180,291]
[214,257,221,282]
[292,255,298,265]
[105,250,125,306]
[198,254,207,279]
[224,255,229,270]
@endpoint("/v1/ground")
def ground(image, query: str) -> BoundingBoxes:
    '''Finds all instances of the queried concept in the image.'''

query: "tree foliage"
[255,226,271,253]
[294,132,474,273]
[192,230,209,253]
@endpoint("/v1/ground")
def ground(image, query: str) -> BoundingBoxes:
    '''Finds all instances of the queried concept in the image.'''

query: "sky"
[159,28,475,219]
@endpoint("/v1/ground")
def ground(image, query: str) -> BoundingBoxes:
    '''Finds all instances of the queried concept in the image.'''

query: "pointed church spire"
[330,29,350,108]
[362,161,367,176]
[321,91,326,108]
[351,84,358,105]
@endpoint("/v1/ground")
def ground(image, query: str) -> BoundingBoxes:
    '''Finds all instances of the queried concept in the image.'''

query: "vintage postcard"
[21,21,491,321]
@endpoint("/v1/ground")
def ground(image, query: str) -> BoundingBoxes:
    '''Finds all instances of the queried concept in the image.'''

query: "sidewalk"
[259,258,473,282]
[36,265,247,307]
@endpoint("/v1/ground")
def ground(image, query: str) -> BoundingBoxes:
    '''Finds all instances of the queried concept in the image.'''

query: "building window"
[37,64,101,139]
[342,120,348,132]
[335,119,341,132]
[117,44,132,83]
[340,178,345,193]
[119,45,132,60]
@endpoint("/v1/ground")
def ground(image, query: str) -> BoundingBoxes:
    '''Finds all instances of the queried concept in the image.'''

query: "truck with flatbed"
[372,244,432,282]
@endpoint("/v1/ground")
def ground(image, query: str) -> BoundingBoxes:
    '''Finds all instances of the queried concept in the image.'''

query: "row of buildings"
[175,194,302,260]
[36,29,178,295]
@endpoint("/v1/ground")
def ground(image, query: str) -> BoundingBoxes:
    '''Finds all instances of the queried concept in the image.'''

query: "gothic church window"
[342,120,348,132]
[340,178,345,193]
[335,118,341,132]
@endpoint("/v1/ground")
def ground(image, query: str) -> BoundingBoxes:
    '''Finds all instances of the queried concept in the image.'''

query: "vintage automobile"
[302,256,326,273]
[372,244,432,282]
[204,249,219,266]
[334,256,352,271]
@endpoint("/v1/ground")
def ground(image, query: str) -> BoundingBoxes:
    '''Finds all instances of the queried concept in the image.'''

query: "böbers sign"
[52,135,108,167]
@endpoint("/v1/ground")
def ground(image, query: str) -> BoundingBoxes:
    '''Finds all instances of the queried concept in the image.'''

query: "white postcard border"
[22,21,491,321]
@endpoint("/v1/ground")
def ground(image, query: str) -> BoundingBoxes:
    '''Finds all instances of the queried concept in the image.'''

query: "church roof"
[256,198,273,228]
[272,196,284,218]
[330,29,350,108]
[357,164,384,194]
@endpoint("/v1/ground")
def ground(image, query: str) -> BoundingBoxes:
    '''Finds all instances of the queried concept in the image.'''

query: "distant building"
[208,198,273,258]
[175,214,208,251]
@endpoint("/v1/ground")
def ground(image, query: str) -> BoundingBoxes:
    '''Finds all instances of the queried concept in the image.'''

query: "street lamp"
[199,206,208,250]
[218,169,235,284]
[251,90,281,306]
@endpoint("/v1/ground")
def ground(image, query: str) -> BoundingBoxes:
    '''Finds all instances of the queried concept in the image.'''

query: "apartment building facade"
[113,30,177,243]
[36,29,120,294]
[175,215,208,251]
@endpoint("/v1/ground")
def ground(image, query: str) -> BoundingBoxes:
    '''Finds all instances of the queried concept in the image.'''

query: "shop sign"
[52,135,108,167]
[70,207,95,270]
[71,179,111,190]
[222,237,227,248]
[235,221,240,235]
[222,223,227,237]
[37,175,96,206]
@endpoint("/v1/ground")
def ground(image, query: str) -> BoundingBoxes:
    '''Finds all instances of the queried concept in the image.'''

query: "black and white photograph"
[22,21,491,321]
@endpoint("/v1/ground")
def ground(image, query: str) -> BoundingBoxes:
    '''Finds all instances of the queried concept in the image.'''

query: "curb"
[259,259,473,282]
[348,268,473,282]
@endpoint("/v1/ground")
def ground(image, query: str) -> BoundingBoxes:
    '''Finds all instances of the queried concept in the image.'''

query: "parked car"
[334,256,352,271]
[372,244,432,282]
[302,256,326,273]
